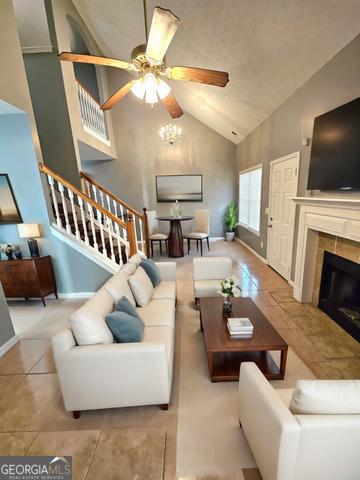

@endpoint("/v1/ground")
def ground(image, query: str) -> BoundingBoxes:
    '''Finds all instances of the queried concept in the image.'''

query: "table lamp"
[18,224,41,258]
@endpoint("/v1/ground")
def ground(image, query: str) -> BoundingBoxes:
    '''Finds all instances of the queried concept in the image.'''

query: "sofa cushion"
[194,279,222,298]
[289,379,360,415]
[105,311,144,343]
[115,296,141,319]
[140,259,161,287]
[70,288,114,345]
[152,281,176,300]
[275,388,294,408]
[143,326,174,373]
[128,266,154,307]
[193,256,232,280]
[103,263,137,307]
[137,299,175,327]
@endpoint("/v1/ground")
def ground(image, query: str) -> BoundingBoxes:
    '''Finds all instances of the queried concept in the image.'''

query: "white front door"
[268,152,300,280]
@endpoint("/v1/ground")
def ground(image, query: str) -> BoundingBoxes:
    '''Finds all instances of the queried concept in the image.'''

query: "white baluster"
[99,191,105,208]
[97,209,107,257]
[92,184,98,204]
[139,218,144,253]
[106,194,112,214]
[113,199,118,217]
[114,223,123,266]
[133,211,139,252]
[58,182,71,234]
[78,196,89,246]
[87,204,99,252]
[68,189,80,240]
[107,218,116,262]
[47,174,61,228]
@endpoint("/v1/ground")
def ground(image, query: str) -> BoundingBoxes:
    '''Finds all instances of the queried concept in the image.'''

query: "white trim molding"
[235,237,268,264]
[292,196,360,302]
[0,335,19,358]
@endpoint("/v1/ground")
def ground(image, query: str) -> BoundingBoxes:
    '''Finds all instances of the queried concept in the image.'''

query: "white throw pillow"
[289,379,360,415]
[70,288,114,345]
[128,266,153,307]
[103,263,137,306]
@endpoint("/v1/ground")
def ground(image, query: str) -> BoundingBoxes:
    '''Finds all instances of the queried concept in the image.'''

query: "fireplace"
[318,251,360,342]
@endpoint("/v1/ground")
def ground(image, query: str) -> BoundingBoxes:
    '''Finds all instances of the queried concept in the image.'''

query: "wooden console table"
[0,256,57,306]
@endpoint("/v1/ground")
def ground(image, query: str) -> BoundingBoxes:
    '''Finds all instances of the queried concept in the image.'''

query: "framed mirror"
[156,174,203,202]
[0,174,23,224]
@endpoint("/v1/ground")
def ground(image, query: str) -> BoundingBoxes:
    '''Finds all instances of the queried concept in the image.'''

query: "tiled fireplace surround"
[292,197,360,304]
[312,232,360,306]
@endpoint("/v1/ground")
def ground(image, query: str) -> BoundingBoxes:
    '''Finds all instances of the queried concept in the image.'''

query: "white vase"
[225,232,235,242]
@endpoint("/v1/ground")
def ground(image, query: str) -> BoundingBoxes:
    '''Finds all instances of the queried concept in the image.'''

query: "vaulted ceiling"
[72,0,360,144]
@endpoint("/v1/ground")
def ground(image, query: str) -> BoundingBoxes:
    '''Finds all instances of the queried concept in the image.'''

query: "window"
[239,165,262,234]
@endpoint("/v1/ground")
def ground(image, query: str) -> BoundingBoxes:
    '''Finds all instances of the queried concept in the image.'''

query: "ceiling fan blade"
[161,92,183,118]
[166,66,229,87]
[145,7,180,66]
[101,81,136,110]
[59,52,135,71]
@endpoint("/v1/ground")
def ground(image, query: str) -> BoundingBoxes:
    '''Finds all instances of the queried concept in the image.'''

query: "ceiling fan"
[58,3,229,118]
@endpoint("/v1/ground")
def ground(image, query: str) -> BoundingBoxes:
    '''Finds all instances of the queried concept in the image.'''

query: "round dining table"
[156,216,194,258]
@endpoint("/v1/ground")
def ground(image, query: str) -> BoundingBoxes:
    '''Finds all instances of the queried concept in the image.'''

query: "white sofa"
[238,362,360,480]
[193,257,232,304]
[52,257,176,417]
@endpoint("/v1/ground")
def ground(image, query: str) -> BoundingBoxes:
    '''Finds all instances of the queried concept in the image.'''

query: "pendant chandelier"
[159,123,182,145]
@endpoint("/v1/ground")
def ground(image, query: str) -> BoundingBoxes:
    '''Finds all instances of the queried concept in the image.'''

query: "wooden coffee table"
[199,297,288,382]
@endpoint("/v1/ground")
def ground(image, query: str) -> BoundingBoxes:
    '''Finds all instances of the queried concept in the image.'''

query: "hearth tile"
[335,237,360,263]
[306,333,357,360]
[326,357,360,379]
[318,233,335,252]
[312,291,319,306]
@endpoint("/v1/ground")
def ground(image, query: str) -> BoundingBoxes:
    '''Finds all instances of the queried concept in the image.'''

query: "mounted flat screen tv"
[308,97,360,190]
[156,175,203,202]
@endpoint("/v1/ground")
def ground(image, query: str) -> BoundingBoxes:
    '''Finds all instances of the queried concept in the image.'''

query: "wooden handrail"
[80,171,144,219]
[39,163,127,229]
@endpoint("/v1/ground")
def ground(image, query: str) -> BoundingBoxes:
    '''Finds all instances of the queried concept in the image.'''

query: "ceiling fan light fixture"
[157,78,171,100]
[130,78,145,99]
[143,73,159,104]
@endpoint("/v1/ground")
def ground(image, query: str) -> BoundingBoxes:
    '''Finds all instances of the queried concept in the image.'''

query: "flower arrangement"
[0,244,19,260]
[217,276,241,313]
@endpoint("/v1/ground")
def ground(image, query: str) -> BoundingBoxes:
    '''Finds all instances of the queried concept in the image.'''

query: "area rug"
[176,304,315,479]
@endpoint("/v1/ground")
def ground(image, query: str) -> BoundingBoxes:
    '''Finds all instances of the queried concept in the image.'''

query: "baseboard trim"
[210,236,225,241]
[288,280,295,287]
[58,292,94,299]
[0,335,19,357]
[235,237,268,264]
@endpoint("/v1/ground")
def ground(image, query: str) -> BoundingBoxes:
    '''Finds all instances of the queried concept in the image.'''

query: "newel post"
[143,207,150,257]
[127,213,137,257]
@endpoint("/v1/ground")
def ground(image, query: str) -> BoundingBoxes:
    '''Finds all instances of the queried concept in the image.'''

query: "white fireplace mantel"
[291,196,360,302]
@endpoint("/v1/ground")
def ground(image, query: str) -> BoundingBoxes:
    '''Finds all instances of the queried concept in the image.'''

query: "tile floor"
[1,240,359,480]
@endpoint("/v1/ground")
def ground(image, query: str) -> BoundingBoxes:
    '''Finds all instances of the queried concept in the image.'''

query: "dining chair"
[146,210,169,257]
[184,209,210,256]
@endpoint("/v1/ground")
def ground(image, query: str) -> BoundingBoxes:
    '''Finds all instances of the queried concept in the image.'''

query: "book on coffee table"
[227,317,254,337]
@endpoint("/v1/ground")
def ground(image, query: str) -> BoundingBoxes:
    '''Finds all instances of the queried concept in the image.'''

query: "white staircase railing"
[80,171,148,256]
[76,80,110,145]
[39,163,138,267]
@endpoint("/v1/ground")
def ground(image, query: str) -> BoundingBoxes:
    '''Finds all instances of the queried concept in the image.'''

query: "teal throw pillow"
[105,311,144,343]
[140,259,161,287]
[115,296,140,319]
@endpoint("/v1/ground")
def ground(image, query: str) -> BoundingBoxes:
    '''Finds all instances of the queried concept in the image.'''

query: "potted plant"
[224,202,238,241]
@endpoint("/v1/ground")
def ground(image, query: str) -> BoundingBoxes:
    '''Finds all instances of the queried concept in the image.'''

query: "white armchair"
[238,362,360,480]
[193,256,232,305]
